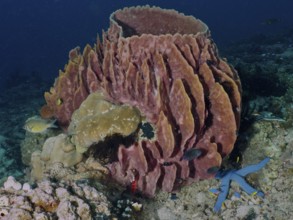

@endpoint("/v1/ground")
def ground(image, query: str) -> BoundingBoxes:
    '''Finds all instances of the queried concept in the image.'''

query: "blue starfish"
[209,157,270,213]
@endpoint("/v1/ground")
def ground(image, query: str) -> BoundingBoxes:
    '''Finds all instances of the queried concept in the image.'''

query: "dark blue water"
[0,0,292,88]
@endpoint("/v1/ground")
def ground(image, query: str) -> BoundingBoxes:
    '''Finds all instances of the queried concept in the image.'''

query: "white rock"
[0,195,9,206]
[5,207,32,220]
[0,179,111,218]
[56,200,77,219]
[3,176,14,189]
[3,176,22,191]
[13,196,33,212]
[13,182,22,191]
[22,183,31,192]
[0,208,9,217]
[37,180,54,194]
[55,187,70,198]
[33,212,51,220]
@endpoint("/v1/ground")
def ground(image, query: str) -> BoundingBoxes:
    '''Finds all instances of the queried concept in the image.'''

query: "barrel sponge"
[68,92,141,153]
[44,6,242,196]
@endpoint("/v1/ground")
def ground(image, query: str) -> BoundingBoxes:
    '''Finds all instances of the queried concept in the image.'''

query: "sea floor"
[0,31,293,219]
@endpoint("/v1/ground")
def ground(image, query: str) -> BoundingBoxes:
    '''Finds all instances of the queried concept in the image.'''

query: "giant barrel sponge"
[43,6,242,196]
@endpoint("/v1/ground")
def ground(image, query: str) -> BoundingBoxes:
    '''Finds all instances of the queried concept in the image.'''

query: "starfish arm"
[213,174,231,212]
[231,173,264,197]
[236,157,270,176]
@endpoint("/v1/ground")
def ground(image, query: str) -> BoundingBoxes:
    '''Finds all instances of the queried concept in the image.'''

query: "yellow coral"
[68,92,141,153]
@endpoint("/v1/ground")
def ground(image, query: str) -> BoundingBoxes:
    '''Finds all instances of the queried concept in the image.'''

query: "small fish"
[170,193,178,200]
[181,148,202,161]
[23,116,57,133]
[162,161,173,166]
[207,166,220,174]
[254,111,286,122]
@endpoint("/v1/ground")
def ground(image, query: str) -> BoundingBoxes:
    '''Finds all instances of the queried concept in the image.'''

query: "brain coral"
[43,6,242,196]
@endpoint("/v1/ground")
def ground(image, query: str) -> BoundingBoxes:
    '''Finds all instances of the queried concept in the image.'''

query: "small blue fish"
[181,148,202,161]
[162,162,173,166]
[170,193,178,200]
[207,166,220,174]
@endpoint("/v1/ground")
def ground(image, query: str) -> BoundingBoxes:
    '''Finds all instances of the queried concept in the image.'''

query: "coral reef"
[0,177,111,219]
[2,13,290,219]
[140,122,292,219]
[43,6,242,196]
[0,5,292,220]
[31,153,110,184]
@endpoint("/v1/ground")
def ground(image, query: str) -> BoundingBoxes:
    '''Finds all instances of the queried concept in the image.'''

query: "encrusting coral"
[0,177,111,219]
[42,6,242,197]
[68,92,141,153]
